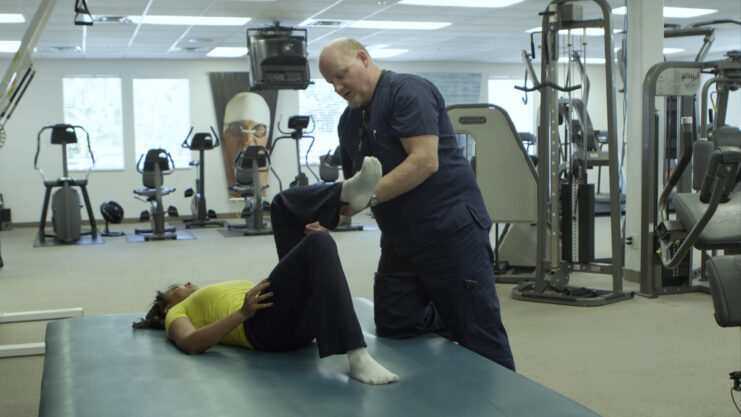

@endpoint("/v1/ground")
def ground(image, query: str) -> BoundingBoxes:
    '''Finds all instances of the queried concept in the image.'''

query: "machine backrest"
[448,104,538,223]
[189,133,215,150]
[234,146,268,186]
[694,125,741,192]
[141,149,171,189]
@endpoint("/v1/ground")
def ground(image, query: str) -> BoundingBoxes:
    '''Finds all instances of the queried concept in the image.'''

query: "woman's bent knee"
[304,230,335,249]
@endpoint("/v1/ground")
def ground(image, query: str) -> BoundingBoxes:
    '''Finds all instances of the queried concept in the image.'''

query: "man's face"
[225,120,268,149]
[320,47,369,108]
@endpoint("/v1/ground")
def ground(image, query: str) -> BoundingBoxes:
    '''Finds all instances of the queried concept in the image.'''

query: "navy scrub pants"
[374,221,516,371]
[243,184,365,358]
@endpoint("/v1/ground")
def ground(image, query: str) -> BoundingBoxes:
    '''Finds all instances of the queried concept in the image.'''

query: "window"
[132,79,191,168]
[487,79,535,135]
[298,79,348,165]
[62,77,124,170]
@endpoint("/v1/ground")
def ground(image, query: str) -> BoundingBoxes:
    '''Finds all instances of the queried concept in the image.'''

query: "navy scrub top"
[338,71,492,256]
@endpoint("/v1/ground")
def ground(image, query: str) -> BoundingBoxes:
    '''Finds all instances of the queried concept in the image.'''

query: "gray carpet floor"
[0,215,738,417]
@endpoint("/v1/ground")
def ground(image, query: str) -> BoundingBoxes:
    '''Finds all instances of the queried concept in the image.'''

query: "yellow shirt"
[165,280,255,349]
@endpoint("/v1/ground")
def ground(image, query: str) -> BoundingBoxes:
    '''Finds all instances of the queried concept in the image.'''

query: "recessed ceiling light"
[0,40,21,53]
[368,48,408,58]
[299,19,348,27]
[37,46,82,53]
[612,6,717,18]
[399,0,523,7]
[350,20,450,30]
[127,15,251,26]
[207,47,248,57]
[0,14,25,23]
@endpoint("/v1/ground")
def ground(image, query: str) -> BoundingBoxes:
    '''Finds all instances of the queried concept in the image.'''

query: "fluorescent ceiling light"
[368,48,408,58]
[300,18,449,30]
[558,56,605,64]
[527,27,618,36]
[0,40,21,53]
[127,15,251,26]
[350,20,450,30]
[207,47,248,57]
[663,48,684,55]
[0,14,25,23]
[399,0,523,7]
[612,6,717,18]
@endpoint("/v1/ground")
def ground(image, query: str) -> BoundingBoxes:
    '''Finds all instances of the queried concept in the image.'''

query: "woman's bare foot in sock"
[347,348,399,385]
[340,157,382,211]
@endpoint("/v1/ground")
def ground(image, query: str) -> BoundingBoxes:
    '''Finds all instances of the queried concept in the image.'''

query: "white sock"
[340,157,382,211]
[347,348,399,385]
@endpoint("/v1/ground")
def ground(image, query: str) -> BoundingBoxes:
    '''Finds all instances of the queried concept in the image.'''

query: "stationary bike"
[182,126,224,228]
[133,149,177,241]
[227,146,273,236]
[272,115,319,188]
[34,124,97,243]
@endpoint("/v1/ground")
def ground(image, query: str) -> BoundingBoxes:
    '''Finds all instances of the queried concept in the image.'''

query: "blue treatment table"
[39,298,601,417]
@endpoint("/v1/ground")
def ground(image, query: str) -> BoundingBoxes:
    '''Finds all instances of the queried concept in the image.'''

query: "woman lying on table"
[133,157,397,385]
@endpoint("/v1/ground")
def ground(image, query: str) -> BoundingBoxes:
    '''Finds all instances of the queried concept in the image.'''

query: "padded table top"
[39,298,600,417]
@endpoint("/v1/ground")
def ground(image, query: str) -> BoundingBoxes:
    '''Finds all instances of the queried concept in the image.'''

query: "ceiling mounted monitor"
[247,24,310,90]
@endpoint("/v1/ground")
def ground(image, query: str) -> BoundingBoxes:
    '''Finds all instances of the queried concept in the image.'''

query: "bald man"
[317,38,515,370]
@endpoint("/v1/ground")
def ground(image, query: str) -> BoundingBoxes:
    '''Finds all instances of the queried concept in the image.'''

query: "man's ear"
[357,50,370,67]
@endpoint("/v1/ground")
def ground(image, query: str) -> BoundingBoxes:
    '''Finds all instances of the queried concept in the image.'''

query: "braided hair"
[132,290,168,330]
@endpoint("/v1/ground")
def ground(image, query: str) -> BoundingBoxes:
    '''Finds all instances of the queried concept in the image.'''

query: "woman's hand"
[240,278,273,320]
[304,221,329,234]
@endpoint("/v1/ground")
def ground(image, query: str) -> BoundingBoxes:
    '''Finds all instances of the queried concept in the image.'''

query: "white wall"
[0,57,618,224]
[0,58,301,224]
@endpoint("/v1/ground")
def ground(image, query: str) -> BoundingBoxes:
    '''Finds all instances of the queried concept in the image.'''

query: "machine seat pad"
[706,255,741,327]
[39,298,600,417]
[673,191,741,250]
[133,187,175,199]
[228,184,256,197]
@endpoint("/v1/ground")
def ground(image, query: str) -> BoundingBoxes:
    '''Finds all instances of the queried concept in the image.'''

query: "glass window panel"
[487,79,535,135]
[132,79,191,168]
[298,80,348,166]
[62,77,124,170]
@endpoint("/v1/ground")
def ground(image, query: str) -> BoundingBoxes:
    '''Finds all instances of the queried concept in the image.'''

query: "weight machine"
[510,0,632,306]
[638,51,741,297]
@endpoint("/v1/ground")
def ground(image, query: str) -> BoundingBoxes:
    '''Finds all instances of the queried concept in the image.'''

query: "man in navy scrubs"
[317,38,515,370]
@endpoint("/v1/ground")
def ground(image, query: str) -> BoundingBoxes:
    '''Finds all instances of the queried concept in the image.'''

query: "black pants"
[243,184,365,358]
[374,222,515,371]
[269,183,515,371]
